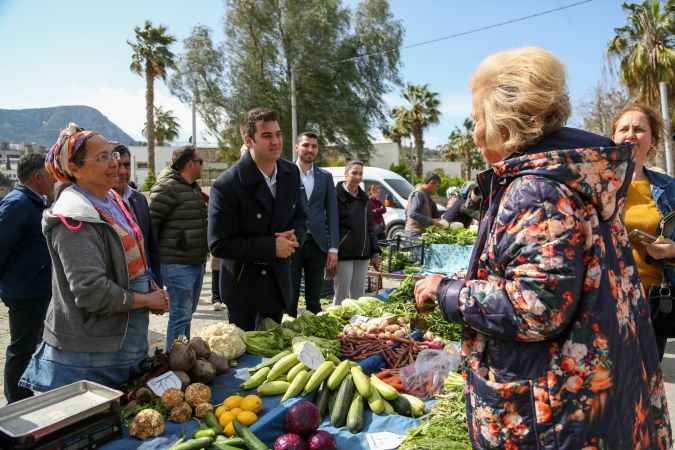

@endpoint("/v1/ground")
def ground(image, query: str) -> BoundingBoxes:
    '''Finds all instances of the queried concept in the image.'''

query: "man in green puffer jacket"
[149,146,208,349]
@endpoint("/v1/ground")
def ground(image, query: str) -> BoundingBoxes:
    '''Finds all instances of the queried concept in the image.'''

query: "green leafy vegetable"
[420,226,477,245]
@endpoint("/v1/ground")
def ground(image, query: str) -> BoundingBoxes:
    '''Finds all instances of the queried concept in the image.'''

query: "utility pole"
[660,82,673,176]
[290,65,298,162]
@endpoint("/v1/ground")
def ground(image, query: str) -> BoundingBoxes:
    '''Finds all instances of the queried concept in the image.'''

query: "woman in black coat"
[334,161,381,304]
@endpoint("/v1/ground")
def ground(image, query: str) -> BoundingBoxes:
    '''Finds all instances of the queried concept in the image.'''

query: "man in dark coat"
[113,144,161,286]
[0,154,54,403]
[208,108,306,330]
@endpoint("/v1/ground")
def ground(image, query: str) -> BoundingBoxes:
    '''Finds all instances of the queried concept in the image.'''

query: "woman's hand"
[414,274,444,312]
[645,238,675,260]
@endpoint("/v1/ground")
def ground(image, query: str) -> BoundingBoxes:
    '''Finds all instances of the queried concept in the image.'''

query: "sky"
[0,0,629,148]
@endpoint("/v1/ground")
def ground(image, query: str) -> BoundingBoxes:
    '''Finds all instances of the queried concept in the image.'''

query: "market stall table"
[102,354,425,450]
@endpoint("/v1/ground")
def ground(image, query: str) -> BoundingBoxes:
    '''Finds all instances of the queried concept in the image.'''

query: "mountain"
[0,106,135,146]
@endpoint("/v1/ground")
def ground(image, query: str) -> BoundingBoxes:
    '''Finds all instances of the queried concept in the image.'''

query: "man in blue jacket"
[290,132,339,315]
[0,154,54,403]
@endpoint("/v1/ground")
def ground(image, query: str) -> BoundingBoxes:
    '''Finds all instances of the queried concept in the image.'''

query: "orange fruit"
[218,411,236,428]
[215,405,227,418]
[230,407,243,417]
[224,421,235,437]
[223,395,243,410]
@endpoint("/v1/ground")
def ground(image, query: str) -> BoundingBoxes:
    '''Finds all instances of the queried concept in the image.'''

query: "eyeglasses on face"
[82,151,121,164]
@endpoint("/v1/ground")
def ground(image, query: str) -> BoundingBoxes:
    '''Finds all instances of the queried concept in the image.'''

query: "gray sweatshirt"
[41,187,135,352]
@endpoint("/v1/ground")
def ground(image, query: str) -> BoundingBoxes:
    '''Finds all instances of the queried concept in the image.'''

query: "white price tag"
[295,342,325,369]
[146,371,182,397]
[366,432,404,450]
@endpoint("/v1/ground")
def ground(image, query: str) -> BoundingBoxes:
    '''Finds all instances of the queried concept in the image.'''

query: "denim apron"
[19,272,152,392]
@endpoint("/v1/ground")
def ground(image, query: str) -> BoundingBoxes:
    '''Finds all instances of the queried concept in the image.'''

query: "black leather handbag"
[648,211,675,337]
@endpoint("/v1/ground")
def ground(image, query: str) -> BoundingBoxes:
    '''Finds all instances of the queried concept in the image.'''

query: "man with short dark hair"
[149,145,208,348]
[405,173,444,235]
[0,153,54,403]
[208,107,306,330]
[289,131,339,316]
[113,144,161,287]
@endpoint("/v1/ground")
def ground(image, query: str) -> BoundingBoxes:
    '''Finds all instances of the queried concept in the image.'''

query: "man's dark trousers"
[290,234,326,316]
[3,297,49,403]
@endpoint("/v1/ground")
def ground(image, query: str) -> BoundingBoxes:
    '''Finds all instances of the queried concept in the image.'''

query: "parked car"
[322,166,445,240]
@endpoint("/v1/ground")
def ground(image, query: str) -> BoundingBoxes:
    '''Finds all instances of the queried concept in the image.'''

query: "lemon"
[218,411,236,428]
[215,405,227,418]
[236,411,258,426]
[224,421,235,437]
[223,395,243,410]
[241,395,263,413]
[229,407,243,417]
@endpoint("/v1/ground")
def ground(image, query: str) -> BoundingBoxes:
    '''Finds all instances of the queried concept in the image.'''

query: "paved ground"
[2,266,675,433]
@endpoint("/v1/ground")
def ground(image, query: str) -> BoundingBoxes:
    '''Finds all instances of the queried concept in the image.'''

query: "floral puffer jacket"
[438,128,672,450]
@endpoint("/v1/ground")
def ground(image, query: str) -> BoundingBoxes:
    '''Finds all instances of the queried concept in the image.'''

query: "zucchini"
[302,361,335,395]
[258,380,290,396]
[215,436,246,447]
[315,382,331,418]
[171,437,213,450]
[233,420,270,450]
[326,354,341,364]
[350,366,372,398]
[194,428,216,439]
[209,444,243,450]
[328,389,337,414]
[366,386,385,414]
[205,411,224,435]
[391,394,426,417]
[327,360,351,390]
[346,393,364,434]
[267,354,299,381]
[330,374,354,427]
[168,437,186,450]
[282,369,311,402]
[241,367,271,390]
[248,350,291,373]
[382,399,395,415]
[370,374,399,400]
[286,362,307,382]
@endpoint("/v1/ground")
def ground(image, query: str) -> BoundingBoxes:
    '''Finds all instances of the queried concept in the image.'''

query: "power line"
[330,0,594,66]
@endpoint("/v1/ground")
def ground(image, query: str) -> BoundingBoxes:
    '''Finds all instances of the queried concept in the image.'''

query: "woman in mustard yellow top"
[613,103,674,359]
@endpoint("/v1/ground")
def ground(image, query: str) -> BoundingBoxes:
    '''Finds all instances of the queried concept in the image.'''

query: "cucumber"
[168,437,185,450]
[327,360,351,390]
[370,374,399,400]
[194,428,217,439]
[209,443,244,450]
[302,361,335,395]
[286,362,307,382]
[215,436,246,447]
[330,374,355,427]
[346,393,364,433]
[366,386,385,414]
[233,420,270,450]
[241,367,271,390]
[258,380,290,396]
[326,354,341,364]
[282,369,311,402]
[248,350,292,373]
[205,411,224,435]
[350,366,372,398]
[267,354,299,381]
[171,437,213,450]
[315,382,331,418]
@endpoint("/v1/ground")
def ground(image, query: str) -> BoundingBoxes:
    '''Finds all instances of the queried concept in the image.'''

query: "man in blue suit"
[290,132,339,315]
[0,154,54,403]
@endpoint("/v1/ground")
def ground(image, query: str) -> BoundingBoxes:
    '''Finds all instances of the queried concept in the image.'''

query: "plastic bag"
[399,347,460,398]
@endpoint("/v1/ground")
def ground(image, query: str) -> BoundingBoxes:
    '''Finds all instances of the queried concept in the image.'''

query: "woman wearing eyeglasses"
[19,123,170,392]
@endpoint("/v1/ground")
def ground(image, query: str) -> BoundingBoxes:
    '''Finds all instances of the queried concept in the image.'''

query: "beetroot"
[285,401,321,436]
[307,431,336,450]
[274,433,307,450]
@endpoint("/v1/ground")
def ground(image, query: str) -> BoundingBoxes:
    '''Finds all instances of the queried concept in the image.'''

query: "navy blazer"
[0,185,51,301]
[127,189,162,286]
[302,166,339,252]
[208,152,307,314]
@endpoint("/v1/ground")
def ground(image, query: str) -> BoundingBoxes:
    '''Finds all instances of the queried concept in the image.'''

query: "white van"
[322,166,444,240]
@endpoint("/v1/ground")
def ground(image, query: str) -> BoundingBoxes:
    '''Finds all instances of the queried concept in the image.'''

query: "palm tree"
[394,84,441,178]
[443,118,483,181]
[607,0,675,108]
[143,107,180,146]
[129,20,176,178]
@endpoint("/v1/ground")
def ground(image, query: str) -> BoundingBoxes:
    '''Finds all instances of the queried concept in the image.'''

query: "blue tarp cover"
[102,354,423,450]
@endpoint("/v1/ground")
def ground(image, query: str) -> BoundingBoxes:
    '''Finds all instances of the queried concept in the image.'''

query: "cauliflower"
[196,323,246,360]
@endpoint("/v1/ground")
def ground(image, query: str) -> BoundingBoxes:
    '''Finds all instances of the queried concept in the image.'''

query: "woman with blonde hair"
[613,103,675,360]
[414,48,671,449]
